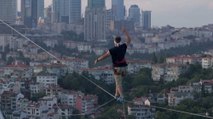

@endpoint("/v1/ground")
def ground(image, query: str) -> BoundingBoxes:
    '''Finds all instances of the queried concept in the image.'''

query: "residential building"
[201,55,213,69]
[52,0,81,24]
[39,95,57,111]
[112,0,125,21]
[0,0,17,24]
[166,55,202,65]
[61,57,89,72]
[84,0,106,42]
[36,73,58,87]
[75,94,98,114]
[55,104,73,118]
[157,92,167,104]
[178,85,193,93]
[1,91,17,113]
[25,102,41,118]
[200,80,213,94]
[168,86,194,106]
[152,64,186,82]
[128,97,155,119]
[168,91,193,107]
[164,64,186,82]
[58,91,79,107]
[81,66,114,84]
[152,64,165,81]
[141,11,151,30]
[29,83,43,97]
[191,82,202,93]
[45,84,61,96]
[3,61,30,77]
[21,0,44,28]
[127,60,152,73]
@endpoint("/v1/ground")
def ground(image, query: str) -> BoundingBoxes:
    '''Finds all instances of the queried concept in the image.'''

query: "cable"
[151,105,213,119]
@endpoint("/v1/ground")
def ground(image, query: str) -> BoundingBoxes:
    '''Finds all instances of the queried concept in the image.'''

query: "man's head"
[114,36,121,46]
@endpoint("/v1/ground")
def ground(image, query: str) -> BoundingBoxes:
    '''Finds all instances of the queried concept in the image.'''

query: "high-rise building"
[53,0,81,24]
[84,0,106,42]
[21,0,44,28]
[128,5,140,25]
[0,0,17,24]
[88,0,105,8]
[105,9,113,31]
[141,11,151,30]
[112,0,125,21]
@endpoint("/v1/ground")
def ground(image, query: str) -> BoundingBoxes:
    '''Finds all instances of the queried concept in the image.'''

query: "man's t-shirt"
[109,43,127,67]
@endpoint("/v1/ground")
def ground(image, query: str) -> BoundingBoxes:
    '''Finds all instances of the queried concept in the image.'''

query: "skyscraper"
[141,11,151,30]
[88,0,105,8]
[128,5,140,25]
[112,0,125,21]
[0,0,17,24]
[21,0,44,28]
[84,0,106,42]
[53,0,81,24]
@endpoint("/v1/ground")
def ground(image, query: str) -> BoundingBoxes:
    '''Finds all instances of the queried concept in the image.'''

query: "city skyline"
[17,0,213,27]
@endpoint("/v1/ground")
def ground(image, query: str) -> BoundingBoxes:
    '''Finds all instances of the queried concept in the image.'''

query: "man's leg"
[114,77,119,97]
[114,74,123,97]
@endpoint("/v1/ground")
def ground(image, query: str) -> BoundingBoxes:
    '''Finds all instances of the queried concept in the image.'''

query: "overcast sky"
[18,0,213,28]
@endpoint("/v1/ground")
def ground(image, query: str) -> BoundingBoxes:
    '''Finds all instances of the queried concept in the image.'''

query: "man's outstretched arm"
[122,28,131,46]
[94,51,110,64]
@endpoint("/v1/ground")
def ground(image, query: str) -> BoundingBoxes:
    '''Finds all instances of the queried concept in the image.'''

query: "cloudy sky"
[19,0,213,27]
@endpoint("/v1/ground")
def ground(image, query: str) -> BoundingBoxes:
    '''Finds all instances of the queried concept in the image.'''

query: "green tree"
[31,92,46,101]
[6,56,14,65]
[132,68,152,87]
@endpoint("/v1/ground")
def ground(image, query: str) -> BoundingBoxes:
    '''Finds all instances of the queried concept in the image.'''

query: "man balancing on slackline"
[94,28,131,102]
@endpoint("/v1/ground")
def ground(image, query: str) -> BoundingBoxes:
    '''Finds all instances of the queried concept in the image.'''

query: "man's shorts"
[113,67,127,86]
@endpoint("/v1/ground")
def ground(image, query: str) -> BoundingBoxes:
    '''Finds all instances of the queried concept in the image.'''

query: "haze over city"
[16,0,213,27]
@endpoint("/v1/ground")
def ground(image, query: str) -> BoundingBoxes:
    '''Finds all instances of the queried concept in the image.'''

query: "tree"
[152,53,158,64]
[6,56,14,65]
[58,72,114,104]
[132,68,152,87]
[31,92,46,101]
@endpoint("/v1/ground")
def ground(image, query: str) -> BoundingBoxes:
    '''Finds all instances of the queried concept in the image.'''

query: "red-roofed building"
[166,55,202,65]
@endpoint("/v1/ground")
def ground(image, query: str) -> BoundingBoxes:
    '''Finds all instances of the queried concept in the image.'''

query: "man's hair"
[114,36,121,43]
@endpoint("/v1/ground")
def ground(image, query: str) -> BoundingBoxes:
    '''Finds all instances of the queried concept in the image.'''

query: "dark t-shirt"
[109,43,127,67]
